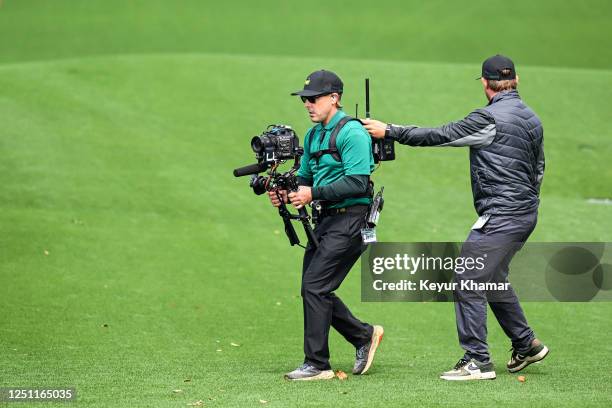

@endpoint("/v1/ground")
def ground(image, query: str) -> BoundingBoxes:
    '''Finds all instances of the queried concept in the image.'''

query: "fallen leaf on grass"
[230,342,240,347]
[518,375,526,382]
[187,400,203,406]
[216,349,223,352]
[44,250,50,256]
[335,370,348,380]
[259,400,268,404]
[173,389,183,394]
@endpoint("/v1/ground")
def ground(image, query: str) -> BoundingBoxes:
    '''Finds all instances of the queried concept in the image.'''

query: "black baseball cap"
[291,69,343,97]
[478,55,516,80]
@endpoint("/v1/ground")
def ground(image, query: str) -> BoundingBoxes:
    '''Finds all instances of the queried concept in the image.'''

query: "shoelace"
[298,363,311,371]
[454,358,470,370]
[508,347,524,361]
[356,343,369,360]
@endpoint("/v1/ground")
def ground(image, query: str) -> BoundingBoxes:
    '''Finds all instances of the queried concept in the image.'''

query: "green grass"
[0,0,611,69]
[1,1,612,407]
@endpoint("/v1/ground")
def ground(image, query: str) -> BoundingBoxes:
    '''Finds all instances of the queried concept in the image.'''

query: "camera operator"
[269,70,383,381]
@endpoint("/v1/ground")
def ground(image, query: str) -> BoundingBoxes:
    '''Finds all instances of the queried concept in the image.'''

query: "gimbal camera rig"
[233,125,319,249]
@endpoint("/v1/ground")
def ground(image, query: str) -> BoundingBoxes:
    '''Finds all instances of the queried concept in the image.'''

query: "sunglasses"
[300,93,331,104]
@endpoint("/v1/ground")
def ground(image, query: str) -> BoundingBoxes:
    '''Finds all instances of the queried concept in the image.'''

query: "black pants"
[301,206,373,370]
[454,212,538,364]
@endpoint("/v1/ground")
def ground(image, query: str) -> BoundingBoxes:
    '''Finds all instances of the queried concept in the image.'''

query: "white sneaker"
[284,363,335,381]
[507,339,549,373]
[440,358,496,381]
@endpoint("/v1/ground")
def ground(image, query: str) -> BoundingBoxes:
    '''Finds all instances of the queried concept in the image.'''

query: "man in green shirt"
[268,70,383,381]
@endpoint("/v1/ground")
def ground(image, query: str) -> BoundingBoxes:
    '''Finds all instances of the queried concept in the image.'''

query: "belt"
[320,204,369,217]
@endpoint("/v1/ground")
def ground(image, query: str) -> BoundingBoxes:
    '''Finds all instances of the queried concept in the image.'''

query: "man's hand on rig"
[361,118,388,139]
[268,190,288,207]
[288,186,312,209]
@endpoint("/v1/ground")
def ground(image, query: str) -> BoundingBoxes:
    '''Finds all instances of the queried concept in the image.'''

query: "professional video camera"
[233,125,301,178]
[233,125,318,249]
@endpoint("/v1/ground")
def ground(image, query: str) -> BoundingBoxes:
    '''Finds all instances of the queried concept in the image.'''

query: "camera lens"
[249,175,267,195]
[251,136,264,153]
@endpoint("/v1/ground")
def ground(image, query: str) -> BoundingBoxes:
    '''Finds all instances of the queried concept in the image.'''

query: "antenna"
[365,78,370,118]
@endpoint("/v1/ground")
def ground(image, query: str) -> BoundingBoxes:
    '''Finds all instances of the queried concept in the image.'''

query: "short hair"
[486,69,518,92]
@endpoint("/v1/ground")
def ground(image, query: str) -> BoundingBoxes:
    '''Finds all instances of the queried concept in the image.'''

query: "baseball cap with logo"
[291,69,344,97]
[478,55,517,80]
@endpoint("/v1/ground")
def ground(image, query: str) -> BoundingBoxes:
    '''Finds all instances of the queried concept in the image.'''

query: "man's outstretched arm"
[363,109,496,148]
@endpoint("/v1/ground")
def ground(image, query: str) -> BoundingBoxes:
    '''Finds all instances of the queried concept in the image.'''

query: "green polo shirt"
[298,110,375,208]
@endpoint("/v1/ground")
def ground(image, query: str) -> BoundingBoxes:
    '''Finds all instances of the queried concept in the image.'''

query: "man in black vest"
[363,55,548,381]
[269,70,383,381]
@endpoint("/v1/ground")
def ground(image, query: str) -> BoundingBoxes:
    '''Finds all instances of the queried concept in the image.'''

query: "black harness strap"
[311,116,362,163]
[306,116,374,200]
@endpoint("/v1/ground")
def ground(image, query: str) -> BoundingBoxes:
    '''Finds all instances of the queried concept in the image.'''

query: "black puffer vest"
[472,90,543,215]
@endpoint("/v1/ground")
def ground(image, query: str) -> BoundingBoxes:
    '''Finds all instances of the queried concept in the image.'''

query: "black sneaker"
[440,358,496,381]
[507,338,549,373]
[284,363,334,381]
[353,325,384,375]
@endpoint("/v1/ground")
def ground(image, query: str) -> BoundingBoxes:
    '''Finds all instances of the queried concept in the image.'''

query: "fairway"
[1,1,611,407]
